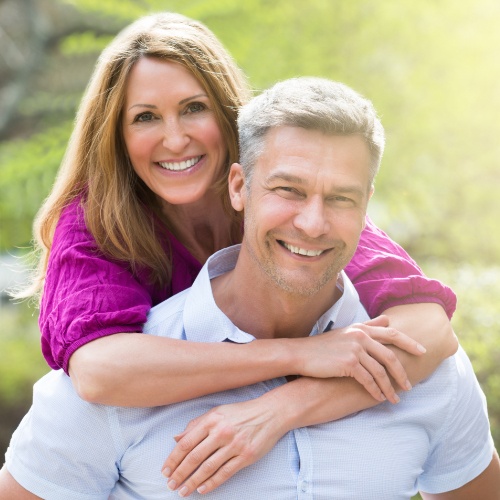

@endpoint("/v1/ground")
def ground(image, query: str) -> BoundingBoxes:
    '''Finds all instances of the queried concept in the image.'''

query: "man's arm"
[0,467,43,500]
[421,451,500,500]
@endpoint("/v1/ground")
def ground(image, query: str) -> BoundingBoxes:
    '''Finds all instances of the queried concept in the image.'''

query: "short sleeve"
[40,199,161,373]
[5,371,120,500]
[345,216,457,319]
[417,347,495,493]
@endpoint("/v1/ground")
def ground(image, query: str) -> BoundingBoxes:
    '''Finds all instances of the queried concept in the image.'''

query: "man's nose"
[293,196,330,238]
[162,118,190,153]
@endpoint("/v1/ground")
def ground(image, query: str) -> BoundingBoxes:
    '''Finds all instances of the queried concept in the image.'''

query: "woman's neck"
[161,195,241,265]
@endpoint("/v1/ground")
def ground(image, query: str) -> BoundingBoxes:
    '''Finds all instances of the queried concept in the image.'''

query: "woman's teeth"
[159,156,202,171]
[282,242,323,257]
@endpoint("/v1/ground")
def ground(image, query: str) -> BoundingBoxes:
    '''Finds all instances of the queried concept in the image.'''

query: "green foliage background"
[1,0,499,495]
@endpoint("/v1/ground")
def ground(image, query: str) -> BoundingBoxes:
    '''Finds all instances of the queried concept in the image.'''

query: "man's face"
[229,126,373,297]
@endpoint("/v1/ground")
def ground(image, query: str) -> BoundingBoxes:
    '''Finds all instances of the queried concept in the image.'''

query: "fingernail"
[178,486,188,497]
[405,380,412,391]
[198,485,207,494]
[167,479,177,491]
[417,343,427,353]
[162,467,171,478]
[394,394,400,404]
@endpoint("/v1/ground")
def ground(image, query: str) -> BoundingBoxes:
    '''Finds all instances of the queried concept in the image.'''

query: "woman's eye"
[186,102,206,114]
[133,112,154,123]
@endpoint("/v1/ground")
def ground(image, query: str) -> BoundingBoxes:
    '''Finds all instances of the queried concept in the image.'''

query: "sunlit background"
[1,2,499,495]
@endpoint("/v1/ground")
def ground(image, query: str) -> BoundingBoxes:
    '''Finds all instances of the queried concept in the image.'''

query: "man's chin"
[269,272,340,298]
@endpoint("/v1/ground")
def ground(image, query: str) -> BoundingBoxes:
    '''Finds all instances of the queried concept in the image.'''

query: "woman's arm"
[346,216,457,320]
[160,304,456,496]
[69,316,423,406]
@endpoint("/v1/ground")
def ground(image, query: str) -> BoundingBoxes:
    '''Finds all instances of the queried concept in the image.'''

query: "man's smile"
[278,240,327,257]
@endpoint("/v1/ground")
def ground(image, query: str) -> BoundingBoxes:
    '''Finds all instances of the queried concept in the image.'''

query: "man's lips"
[278,240,327,257]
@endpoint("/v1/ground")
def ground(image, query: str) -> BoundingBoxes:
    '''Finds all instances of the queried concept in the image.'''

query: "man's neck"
[210,254,342,340]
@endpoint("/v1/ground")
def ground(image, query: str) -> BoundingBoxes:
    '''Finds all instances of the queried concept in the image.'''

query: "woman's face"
[122,57,227,208]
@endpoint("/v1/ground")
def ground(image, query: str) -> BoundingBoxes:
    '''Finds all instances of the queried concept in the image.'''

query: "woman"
[3,12,457,497]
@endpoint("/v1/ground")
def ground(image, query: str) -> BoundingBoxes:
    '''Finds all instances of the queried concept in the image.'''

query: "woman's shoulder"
[53,195,94,246]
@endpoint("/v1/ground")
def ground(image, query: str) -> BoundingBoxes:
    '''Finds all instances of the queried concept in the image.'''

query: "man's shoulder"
[406,345,486,421]
[144,288,190,335]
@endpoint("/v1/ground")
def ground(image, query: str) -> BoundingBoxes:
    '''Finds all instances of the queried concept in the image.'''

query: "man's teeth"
[282,242,323,257]
[159,156,201,171]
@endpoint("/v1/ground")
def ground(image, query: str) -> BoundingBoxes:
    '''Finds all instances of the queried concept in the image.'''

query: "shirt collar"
[183,245,363,343]
[312,272,363,336]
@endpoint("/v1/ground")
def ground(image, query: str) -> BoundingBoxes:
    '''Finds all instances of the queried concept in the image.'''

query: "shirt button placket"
[294,427,313,500]
[301,479,308,492]
[298,478,313,499]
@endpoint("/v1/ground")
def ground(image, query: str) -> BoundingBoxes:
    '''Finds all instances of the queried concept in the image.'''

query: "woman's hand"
[294,314,425,402]
[161,315,426,496]
[162,396,284,497]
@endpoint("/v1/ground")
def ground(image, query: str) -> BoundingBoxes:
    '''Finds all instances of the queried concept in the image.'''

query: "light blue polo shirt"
[5,245,494,499]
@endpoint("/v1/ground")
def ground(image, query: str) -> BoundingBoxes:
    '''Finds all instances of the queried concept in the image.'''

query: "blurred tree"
[0,2,499,489]
[1,0,499,263]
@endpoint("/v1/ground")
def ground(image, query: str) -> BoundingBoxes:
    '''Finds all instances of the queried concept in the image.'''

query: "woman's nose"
[162,118,190,153]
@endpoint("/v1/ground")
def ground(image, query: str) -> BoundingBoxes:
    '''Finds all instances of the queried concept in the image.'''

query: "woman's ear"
[228,163,246,212]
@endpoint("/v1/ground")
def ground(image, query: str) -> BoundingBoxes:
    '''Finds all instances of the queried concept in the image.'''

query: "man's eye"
[133,112,154,123]
[331,195,355,205]
[275,186,302,198]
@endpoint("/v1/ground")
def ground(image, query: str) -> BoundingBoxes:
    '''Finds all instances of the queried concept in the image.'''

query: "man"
[1,78,499,499]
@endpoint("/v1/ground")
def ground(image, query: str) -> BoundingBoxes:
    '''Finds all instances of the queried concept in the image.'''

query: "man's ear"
[228,163,246,212]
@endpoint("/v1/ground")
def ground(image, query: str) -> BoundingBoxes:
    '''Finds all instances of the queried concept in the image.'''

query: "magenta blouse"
[40,199,457,373]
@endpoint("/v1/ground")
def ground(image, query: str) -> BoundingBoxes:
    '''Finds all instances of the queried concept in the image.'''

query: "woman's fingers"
[359,351,403,403]
[311,324,415,401]
[162,400,282,496]
[162,420,210,479]
[349,362,386,402]
[363,315,390,328]
[362,316,427,355]
[170,445,250,496]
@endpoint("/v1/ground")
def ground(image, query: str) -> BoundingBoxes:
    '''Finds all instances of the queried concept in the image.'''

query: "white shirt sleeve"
[417,346,495,493]
[5,370,121,500]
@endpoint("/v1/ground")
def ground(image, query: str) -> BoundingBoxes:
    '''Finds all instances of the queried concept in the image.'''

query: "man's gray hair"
[237,77,385,186]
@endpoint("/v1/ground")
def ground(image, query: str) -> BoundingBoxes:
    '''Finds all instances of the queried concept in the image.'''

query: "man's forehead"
[253,127,372,191]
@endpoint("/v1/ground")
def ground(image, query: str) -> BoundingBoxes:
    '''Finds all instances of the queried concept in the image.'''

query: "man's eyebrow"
[266,172,306,185]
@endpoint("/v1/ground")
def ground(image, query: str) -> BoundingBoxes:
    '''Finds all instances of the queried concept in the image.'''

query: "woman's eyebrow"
[127,103,157,112]
[179,93,208,105]
[126,93,208,112]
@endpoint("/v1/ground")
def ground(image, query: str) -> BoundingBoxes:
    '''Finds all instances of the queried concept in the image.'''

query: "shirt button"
[300,480,309,492]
